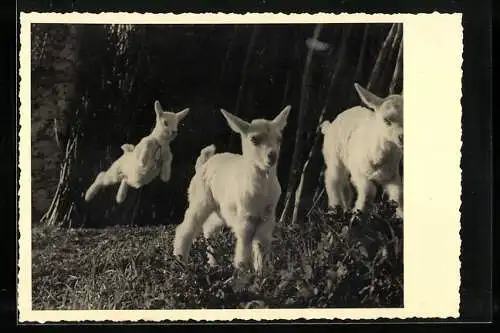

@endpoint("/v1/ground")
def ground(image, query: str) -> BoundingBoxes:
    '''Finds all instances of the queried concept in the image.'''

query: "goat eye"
[384,118,392,126]
[163,120,169,126]
[250,136,261,145]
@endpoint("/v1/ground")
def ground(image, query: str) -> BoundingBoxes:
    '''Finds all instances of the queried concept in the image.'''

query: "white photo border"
[18,12,463,323]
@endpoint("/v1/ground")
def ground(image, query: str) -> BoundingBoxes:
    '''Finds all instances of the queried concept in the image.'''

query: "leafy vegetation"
[32,199,403,310]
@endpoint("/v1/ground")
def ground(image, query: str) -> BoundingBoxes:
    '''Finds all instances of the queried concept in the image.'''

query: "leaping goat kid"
[84,101,190,204]
[173,106,291,275]
[321,83,403,218]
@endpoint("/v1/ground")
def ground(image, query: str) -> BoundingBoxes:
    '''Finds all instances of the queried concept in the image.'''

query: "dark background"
[30,22,401,228]
[2,0,493,326]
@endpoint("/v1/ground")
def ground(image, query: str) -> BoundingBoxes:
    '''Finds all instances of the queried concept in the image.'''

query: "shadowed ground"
[32,201,403,310]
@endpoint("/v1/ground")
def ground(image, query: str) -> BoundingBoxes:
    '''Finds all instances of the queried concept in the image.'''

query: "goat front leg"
[252,215,275,276]
[138,140,159,168]
[341,182,354,210]
[233,216,259,271]
[160,157,172,182]
[384,178,403,218]
[115,179,129,204]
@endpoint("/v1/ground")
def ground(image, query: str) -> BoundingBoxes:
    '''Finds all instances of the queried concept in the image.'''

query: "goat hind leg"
[351,175,377,216]
[233,219,257,270]
[85,172,105,202]
[173,202,213,262]
[324,163,344,211]
[84,169,121,202]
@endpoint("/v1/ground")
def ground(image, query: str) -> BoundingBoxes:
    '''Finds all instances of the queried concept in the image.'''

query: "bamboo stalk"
[228,25,260,150]
[367,23,397,91]
[354,24,369,82]
[279,24,323,224]
[389,33,404,95]
[289,25,351,224]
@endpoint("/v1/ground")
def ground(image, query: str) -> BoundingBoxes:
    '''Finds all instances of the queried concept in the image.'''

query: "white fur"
[84,101,190,204]
[321,83,403,218]
[173,106,291,274]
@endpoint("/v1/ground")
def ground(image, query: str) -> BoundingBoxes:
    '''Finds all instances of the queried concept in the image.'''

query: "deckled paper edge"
[18,11,463,323]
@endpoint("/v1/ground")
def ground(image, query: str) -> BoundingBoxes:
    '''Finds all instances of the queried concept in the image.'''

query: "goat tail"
[195,144,216,172]
[120,144,135,154]
[320,120,331,135]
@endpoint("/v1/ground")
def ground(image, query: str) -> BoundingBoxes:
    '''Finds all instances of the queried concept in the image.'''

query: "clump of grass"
[32,199,403,310]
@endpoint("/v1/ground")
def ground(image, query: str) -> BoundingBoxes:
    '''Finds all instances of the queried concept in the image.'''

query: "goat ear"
[354,83,384,110]
[154,100,163,117]
[220,109,250,134]
[176,108,190,122]
[272,105,291,132]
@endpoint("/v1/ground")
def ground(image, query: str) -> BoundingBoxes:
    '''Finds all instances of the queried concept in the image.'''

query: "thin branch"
[37,31,49,68]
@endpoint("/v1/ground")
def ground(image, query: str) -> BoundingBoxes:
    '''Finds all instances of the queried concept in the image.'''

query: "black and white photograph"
[18,12,462,321]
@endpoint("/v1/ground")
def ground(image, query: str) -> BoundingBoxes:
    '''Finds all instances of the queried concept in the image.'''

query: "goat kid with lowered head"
[321,83,403,219]
[173,106,291,275]
[84,101,190,204]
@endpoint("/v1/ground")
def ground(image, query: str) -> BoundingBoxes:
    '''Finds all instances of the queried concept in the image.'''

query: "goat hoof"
[223,276,235,285]
[207,256,217,267]
[326,205,342,215]
[234,260,252,272]
[349,213,362,228]
[171,255,187,270]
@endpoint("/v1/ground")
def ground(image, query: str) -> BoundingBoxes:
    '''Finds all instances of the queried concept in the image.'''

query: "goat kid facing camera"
[84,100,190,204]
[173,105,291,275]
[321,83,404,219]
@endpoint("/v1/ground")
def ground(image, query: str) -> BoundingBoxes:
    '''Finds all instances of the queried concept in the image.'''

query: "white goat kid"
[173,106,291,274]
[321,83,403,218]
[84,101,190,204]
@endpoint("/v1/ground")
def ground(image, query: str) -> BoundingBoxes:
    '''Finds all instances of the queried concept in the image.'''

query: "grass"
[32,200,403,310]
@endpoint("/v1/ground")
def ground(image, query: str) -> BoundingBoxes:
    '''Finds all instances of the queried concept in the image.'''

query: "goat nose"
[268,151,277,164]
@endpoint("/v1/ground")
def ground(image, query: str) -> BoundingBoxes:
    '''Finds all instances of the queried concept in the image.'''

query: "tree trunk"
[279,24,323,224]
[35,25,81,227]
